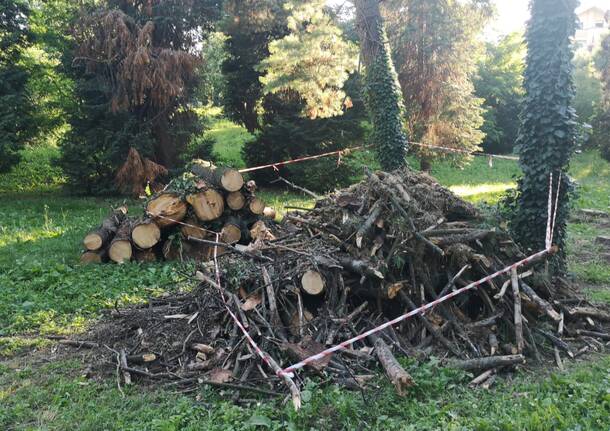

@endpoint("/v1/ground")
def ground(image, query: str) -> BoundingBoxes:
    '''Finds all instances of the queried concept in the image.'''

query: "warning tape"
[237,142,518,174]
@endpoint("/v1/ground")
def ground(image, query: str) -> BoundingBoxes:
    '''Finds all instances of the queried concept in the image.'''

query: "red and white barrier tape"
[238,142,518,174]
[211,233,274,368]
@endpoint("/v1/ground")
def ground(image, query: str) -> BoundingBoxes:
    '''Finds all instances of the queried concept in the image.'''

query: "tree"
[196,32,228,107]
[511,0,578,268]
[0,0,35,172]
[241,0,367,191]
[475,33,525,154]
[59,0,220,194]
[222,0,290,133]
[257,0,359,119]
[591,33,610,161]
[355,0,408,171]
[383,0,491,170]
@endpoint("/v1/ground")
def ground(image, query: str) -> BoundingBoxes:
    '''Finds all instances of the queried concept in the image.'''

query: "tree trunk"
[355,0,408,170]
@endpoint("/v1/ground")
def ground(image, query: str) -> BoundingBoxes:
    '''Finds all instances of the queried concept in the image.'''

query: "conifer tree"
[0,0,35,172]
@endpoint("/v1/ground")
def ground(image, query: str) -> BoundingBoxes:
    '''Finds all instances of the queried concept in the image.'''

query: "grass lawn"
[1,123,609,430]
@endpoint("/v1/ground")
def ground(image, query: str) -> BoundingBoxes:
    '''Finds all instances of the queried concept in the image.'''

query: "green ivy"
[510,0,578,270]
[362,23,408,171]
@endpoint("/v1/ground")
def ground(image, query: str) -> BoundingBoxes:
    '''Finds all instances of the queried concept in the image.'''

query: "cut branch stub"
[147,193,187,228]
[132,220,161,249]
[187,190,225,221]
[226,191,246,211]
[190,160,244,192]
[263,206,277,220]
[301,270,325,295]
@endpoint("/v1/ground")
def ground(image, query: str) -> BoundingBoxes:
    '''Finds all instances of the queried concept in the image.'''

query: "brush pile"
[68,168,610,406]
[80,160,276,264]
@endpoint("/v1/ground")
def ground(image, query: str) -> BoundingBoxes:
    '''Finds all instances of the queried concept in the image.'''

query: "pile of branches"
[80,160,276,264]
[66,168,610,406]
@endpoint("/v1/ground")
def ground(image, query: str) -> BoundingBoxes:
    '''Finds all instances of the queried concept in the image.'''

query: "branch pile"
[70,168,609,404]
[81,160,276,264]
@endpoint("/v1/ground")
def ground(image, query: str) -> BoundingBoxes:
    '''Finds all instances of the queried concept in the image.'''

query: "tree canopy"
[384,0,492,170]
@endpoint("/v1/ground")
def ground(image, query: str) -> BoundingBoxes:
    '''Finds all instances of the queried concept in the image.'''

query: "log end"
[83,233,103,251]
[109,240,133,263]
[301,270,325,295]
[221,169,245,192]
[132,222,161,249]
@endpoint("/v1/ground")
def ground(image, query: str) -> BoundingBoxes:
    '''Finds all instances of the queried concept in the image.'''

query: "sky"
[327,0,610,39]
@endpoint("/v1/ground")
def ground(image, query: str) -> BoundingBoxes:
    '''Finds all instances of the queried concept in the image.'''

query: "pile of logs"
[67,167,610,406]
[80,160,276,264]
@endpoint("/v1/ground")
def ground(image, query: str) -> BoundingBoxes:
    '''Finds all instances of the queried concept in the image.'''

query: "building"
[575,5,609,52]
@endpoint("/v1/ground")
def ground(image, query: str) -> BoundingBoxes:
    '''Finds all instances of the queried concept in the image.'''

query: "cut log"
[301,270,325,295]
[226,191,246,211]
[83,207,128,251]
[248,197,265,215]
[80,251,105,264]
[187,190,225,222]
[221,218,242,244]
[190,160,244,192]
[147,193,187,228]
[109,220,133,263]
[449,355,525,371]
[511,268,524,353]
[134,248,157,263]
[180,216,209,240]
[369,335,414,395]
[520,281,561,321]
[263,206,277,220]
[567,306,610,322]
[576,329,610,340]
[131,220,161,249]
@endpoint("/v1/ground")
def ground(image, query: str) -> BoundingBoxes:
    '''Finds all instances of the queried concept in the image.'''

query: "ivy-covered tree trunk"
[355,0,408,171]
[512,0,578,269]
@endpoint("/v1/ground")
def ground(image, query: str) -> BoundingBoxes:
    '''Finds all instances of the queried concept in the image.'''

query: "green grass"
[1,120,610,430]
[1,356,609,430]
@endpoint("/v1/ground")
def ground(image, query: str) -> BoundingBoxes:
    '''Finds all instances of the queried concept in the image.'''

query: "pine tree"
[221,0,290,133]
[257,0,359,119]
[383,0,491,171]
[511,0,578,268]
[0,0,35,172]
[355,0,408,171]
[59,0,220,194]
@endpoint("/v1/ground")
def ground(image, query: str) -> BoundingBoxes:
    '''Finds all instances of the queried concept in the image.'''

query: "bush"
[591,108,610,162]
[242,95,366,193]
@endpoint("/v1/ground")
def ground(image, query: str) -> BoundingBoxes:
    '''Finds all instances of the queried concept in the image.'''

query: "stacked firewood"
[67,167,610,405]
[80,160,276,264]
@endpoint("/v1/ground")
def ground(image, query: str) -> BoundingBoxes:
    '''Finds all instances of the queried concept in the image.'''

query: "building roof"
[577,5,608,17]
